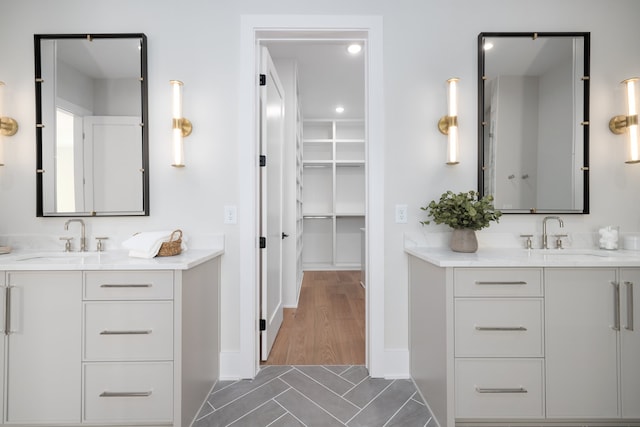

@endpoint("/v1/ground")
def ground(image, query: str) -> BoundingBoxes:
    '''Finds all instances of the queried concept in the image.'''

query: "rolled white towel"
[122,231,174,259]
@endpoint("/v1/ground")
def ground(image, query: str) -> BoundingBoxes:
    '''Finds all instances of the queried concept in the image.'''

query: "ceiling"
[264,41,365,119]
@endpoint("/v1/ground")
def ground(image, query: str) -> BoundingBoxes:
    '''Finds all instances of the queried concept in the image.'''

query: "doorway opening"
[258,36,366,365]
[235,15,384,380]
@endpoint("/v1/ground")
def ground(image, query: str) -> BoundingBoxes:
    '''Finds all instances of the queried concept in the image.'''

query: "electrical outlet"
[395,204,408,224]
[224,205,237,224]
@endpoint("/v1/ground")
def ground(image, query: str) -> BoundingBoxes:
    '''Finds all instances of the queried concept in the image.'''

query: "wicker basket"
[157,229,182,257]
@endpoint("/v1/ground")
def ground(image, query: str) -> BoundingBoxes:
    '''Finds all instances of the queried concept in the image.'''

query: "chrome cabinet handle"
[625,281,634,331]
[612,281,621,331]
[100,391,152,398]
[475,387,528,394]
[5,286,13,335]
[475,326,527,331]
[100,283,152,288]
[2,286,9,335]
[474,281,527,285]
[100,329,152,335]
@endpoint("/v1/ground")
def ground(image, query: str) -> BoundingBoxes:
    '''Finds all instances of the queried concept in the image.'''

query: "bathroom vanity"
[0,248,222,427]
[406,247,640,427]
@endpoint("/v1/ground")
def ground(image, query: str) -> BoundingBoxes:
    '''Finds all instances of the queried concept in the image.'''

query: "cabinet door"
[620,268,640,418]
[545,268,619,418]
[5,271,82,423]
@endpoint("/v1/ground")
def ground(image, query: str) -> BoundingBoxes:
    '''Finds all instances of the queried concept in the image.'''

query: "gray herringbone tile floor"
[193,365,435,427]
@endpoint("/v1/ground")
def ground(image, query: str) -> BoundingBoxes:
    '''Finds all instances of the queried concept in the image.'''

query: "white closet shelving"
[302,119,365,270]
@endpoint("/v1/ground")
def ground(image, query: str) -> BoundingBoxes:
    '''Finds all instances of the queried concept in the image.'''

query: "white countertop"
[0,248,224,271]
[405,246,640,267]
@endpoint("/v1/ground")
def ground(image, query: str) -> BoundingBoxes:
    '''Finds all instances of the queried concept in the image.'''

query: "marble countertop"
[405,246,640,267]
[0,248,224,271]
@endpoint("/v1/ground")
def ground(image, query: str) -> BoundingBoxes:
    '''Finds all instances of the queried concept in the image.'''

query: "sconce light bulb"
[170,80,183,119]
[624,77,640,163]
[447,126,459,165]
[447,78,459,117]
[170,80,186,167]
[626,78,638,116]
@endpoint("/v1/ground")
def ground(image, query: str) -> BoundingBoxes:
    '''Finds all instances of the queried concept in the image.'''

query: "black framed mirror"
[478,32,590,214]
[35,33,149,217]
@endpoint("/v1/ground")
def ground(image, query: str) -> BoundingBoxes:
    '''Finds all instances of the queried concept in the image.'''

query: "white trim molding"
[234,14,385,380]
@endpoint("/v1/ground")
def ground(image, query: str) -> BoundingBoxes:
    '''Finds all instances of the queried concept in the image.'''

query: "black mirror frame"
[477,32,590,214]
[34,33,149,217]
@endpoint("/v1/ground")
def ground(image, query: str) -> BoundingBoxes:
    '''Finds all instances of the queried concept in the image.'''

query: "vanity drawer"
[454,268,543,297]
[84,301,174,361]
[83,362,173,423]
[455,298,543,357]
[84,271,173,300]
[455,358,544,419]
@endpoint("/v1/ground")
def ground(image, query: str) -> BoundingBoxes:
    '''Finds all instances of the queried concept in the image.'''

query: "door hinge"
[260,237,266,249]
[259,74,266,86]
[260,155,266,167]
[259,319,266,331]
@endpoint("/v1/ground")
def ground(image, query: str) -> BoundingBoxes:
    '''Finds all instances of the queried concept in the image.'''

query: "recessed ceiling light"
[335,106,345,114]
[483,42,494,51]
[347,44,362,55]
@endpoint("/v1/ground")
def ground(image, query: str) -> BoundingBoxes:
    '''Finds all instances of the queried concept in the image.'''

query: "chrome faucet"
[542,216,564,249]
[64,219,86,252]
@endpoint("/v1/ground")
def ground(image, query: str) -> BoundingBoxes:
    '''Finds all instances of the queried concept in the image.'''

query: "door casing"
[232,14,385,379]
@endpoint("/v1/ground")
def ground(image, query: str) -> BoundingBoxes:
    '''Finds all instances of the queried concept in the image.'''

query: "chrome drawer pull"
[475,387,528,394]
[612,281,621,331]
[474,281,527,285]
[475,326,527,331]
[625,281,634,331]
[100,284,152,288]
[100,329,152,335]
[100,391,152,398]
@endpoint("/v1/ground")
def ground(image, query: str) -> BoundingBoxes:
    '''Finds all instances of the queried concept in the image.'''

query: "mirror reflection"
[478,32,590,214]
[35,34,148,216]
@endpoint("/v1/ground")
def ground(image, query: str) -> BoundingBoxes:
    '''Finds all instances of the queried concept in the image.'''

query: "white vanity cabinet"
[4,271,82,424]
[0,249,221,427]
[453,268,545,420]
[620,269,640,418]
[546,267,640,419]
[82,270,175,424]
[545,268,619,418]
[407,250,640,427]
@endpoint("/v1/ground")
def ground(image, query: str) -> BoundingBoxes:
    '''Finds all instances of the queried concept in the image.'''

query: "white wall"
[2,0,640,377]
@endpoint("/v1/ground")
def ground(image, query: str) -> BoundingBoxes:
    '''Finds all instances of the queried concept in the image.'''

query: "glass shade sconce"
[609,77,639,164]
[0,81,19,166]
[438,77,459,165]
[170,80,192,167]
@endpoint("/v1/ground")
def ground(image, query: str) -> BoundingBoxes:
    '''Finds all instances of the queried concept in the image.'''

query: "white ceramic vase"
[450,228,478,253]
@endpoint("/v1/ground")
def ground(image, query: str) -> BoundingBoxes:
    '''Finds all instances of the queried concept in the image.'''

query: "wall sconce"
[609,77,639,164]
[438,77,459,165]
[170,80,192,167]
[0,81,19,166]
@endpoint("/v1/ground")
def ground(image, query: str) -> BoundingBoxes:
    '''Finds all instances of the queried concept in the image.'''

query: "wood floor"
[263,270,365,366]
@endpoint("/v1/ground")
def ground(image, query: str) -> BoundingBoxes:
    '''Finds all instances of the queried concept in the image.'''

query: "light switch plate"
[224,205,237,224]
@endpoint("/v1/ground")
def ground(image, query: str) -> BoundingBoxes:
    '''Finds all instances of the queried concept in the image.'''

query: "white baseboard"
[219,350,253,381]
[383,348,410,379]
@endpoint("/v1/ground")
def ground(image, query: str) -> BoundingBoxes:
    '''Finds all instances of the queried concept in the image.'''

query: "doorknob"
[282,232,289,239]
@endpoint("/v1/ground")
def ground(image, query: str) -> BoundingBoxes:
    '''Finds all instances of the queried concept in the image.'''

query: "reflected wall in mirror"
[478,32,590,214]
[35,34,149,216]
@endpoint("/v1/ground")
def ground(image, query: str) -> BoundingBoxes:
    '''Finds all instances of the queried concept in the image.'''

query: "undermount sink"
[526,249,631,258]
[14,252,106,263]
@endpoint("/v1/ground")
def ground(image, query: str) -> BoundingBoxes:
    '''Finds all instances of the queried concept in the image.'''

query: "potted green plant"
[420,190,502,253]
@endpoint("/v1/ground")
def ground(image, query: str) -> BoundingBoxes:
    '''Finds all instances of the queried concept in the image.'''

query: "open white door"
[259,46,285,361]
